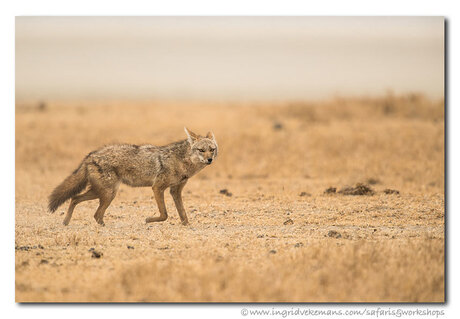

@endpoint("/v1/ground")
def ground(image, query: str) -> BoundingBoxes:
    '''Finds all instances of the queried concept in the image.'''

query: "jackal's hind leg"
[93,192,116,226]
[63,189,98,226]
[146,186,168,223]
[87,169,119,225]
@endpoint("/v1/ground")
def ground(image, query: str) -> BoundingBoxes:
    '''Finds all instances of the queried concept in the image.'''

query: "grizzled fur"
[48,128,218,226]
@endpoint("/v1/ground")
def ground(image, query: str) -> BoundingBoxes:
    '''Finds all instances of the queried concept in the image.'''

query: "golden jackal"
[48,128,218,226]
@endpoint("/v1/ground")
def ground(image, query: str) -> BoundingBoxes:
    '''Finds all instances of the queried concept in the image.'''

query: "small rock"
[366,178,380,185]
[91,250,103,258]
[127,245,134,249]
[283,218,294,225]
[384,189,400,195]
[39,259,49,264]
[15,245,30,251]
[269,250,277,254]
[324,187,337,194]
[294,242,303,248]
[219,189,233,197]
[273,122,284,131]
[338,183,374,196]
[257,234,265,238]
[299,192,311,197]
[38,101,47,112]
[327,230,342,239]
[157,246,169,250]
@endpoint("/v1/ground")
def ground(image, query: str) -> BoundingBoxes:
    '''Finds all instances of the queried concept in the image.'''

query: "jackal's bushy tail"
[48,163,88,212]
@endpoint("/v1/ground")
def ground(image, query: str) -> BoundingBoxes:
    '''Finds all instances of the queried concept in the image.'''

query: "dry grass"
[15,94,444,302]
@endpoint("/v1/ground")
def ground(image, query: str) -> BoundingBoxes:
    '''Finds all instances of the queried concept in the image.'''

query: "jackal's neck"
[167,139,194,161]
[171,139,192,158]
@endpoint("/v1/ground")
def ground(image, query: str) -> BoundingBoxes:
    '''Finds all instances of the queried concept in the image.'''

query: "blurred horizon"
[16,16,444,102]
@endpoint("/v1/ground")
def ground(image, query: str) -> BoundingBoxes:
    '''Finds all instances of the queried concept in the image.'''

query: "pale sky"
[16,16,444,101]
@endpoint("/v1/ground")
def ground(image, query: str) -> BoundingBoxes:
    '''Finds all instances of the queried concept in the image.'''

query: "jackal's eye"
[210,148,215,152]
[198,149,205,152]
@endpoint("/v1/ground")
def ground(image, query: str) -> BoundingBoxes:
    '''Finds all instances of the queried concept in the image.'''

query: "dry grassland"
[15,94,444,302]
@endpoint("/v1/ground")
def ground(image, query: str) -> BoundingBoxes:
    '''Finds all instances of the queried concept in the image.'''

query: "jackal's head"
[184,127,218,165]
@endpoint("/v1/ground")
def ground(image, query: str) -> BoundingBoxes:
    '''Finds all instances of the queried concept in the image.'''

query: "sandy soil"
[15,94,445,302]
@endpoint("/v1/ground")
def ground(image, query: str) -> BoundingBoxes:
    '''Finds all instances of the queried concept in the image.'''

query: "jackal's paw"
[181,220,190,226]
[95,219,105,226]
[146,216,167,223]
[63,220,69,226]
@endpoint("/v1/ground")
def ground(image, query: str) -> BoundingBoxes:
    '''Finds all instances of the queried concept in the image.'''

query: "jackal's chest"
[159,164,203,187]
[168,173,189,187]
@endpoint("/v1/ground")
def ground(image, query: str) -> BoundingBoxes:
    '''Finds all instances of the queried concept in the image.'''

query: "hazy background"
[15,16,444,101]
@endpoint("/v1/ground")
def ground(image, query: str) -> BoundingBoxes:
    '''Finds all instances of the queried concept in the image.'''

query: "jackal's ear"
[184,127,199,145]
[208,131,218,156]
[207,131,217,145]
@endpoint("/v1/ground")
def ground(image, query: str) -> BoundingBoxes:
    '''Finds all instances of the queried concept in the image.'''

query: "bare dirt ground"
[15,94,445,302]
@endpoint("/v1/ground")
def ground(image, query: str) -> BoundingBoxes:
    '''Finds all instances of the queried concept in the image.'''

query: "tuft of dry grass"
[15,94,444,302]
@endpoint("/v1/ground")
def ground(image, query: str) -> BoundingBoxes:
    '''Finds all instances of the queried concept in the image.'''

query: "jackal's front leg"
[146,186,168,223]
[170,180,189,225]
